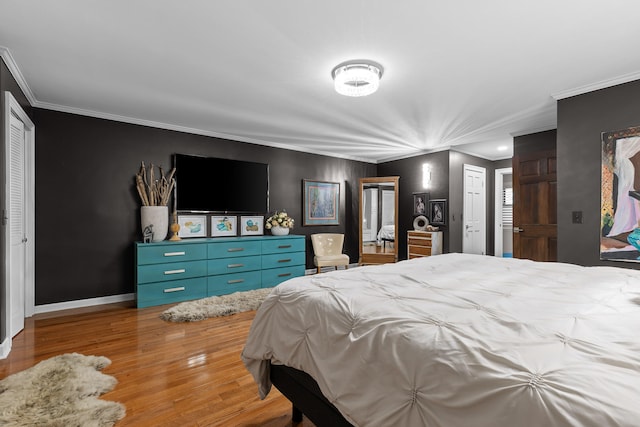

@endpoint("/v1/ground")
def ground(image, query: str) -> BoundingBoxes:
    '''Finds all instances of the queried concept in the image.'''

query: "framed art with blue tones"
[303,180,340,226]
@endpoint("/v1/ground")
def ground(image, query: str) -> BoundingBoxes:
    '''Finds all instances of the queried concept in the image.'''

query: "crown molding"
[0,46,36,105]
[551,70,640,100]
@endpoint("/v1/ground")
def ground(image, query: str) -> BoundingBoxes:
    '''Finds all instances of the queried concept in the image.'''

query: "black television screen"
[174,153,269,213]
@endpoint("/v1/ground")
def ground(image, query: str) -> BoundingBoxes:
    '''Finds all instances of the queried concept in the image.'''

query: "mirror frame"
[358,176,400,265]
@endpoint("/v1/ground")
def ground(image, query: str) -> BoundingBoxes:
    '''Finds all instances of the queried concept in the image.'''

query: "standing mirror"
[359,176,399,265]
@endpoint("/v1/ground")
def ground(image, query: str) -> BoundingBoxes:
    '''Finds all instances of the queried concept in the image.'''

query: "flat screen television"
[173,153,269,213]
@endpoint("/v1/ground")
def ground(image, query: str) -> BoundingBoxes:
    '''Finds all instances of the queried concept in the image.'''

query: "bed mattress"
[242,253,640,426]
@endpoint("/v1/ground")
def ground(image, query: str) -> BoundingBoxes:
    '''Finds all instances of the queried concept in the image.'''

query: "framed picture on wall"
[177,215,207,238]
[240,216,264,236]
[429,199,447,226]
[211,215,237,237]
[412,192,429,216]
[302,180,340,226]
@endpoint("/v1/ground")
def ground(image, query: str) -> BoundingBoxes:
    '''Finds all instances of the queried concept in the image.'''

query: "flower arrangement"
[265,210,294,229]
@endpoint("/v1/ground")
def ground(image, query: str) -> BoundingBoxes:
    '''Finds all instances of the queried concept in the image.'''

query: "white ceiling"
[2,1,640,163]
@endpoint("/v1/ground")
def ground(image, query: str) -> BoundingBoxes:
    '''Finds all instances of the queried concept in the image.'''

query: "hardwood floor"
[0,302,312,427]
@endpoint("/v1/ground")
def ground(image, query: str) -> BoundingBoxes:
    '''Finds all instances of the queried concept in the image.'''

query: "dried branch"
[135,162,176,207]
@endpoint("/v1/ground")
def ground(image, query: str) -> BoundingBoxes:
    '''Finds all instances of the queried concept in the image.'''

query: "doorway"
[494,168,513,257]
[2,91,35,359]
[462,164,486,255]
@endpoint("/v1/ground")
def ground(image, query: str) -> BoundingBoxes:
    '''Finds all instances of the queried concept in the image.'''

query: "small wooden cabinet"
[407,230,443,259]
[135,235,305,308]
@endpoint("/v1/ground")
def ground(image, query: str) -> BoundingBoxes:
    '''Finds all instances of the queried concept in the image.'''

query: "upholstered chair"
[311,233,350,274]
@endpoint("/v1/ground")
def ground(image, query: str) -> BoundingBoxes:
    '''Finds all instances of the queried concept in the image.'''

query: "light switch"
[572,211,583,224]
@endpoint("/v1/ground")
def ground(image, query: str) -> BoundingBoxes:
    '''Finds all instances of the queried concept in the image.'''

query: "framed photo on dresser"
[211,216,237,237]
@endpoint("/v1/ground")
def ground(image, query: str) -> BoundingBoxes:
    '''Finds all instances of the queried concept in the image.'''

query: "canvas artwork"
[303,180,340,225]
[601,125,640,262]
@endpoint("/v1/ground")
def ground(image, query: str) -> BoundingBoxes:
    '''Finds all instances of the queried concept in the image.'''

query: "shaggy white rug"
[160,287,273,322]
[0,352,125,427]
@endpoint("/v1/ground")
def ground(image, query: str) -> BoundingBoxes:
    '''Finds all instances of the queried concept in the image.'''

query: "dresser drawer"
[409,244,432,256]
[207,240,261,259]
[207,255,262,275]
[262,265,305,288]
[137,277,207,308]
[207,271,261,295]
[137,243,207,265]
[262,238,305,254]
[262,251,305,269]
[137,260,207,284]
[408,235,433,247]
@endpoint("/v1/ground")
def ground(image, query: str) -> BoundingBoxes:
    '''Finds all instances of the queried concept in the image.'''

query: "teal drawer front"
[137,260,207,284]
[137,243,207,265]
[207,255,261,275]
[262,251,305,269]
[262,265,305,288]
[208,240,261,259]
[262,237,305,254]
[137,277,207,308]
[207,270,261,295]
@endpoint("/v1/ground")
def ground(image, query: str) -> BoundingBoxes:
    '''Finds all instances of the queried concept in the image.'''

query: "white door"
[463,164,486,255]
[8,112,26,338]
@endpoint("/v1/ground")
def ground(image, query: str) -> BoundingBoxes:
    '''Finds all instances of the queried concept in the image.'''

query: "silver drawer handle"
[163,286,185,293]
[227,247,244,252]
[228,279,245,284]
[278,244,292,249]
[164,251,186,257]
[278,273,292,277]
[227,263,244,268]
[164,269,186,275]
[278,259,292,263]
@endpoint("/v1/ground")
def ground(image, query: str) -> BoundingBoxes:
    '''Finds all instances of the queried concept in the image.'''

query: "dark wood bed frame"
[270,363,353,426]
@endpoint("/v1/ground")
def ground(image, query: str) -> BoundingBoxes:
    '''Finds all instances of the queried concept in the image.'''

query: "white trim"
[33,293,135,315]
[0,47,37,105]
[0,336,9,359]
[3,91,35,358]
[494,167,512,257]
[551,70,640,100]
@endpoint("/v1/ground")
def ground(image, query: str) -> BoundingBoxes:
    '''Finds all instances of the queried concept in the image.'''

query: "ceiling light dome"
[331,60,384,97]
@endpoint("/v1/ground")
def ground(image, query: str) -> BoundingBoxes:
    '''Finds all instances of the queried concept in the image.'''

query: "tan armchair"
[311,233,350,274]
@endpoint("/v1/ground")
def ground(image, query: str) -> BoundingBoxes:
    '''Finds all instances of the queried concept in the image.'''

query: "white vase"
[141,206,169,242]
[270,226,290,236]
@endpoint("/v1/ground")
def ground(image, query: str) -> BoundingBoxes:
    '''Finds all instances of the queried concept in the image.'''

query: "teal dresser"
[135,235,305,308]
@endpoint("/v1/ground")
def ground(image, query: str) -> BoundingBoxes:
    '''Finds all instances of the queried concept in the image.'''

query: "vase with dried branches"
[135,162,176,242]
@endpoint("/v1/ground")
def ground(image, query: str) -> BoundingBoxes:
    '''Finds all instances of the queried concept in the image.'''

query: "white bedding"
[376,224,394,240]
[242,253,640,427]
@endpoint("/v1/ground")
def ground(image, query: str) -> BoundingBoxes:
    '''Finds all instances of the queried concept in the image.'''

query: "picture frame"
[210,215,237,237]
[412,192,429,216]
[240,215,264,236]
[302,180,340,226]
[177,214,207,238]
[429,199,447,226]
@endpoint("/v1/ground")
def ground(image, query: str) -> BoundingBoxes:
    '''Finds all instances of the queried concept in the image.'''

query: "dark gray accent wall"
[378,150,450,258]
[33,108,376,305]
[557,79,640,269]
[0,58,33,344]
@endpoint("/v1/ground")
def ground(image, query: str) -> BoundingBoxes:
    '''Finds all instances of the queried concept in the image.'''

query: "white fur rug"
[0,352,125,426]
[160,287,273,322]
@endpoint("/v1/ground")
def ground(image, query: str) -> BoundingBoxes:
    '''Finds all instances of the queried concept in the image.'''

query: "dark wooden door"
[513,149,557,261]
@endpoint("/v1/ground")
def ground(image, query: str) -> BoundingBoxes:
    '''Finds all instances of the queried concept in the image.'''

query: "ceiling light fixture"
[331,60,384,97]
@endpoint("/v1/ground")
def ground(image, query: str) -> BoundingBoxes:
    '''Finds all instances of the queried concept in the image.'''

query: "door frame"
[462,164,486,255]
[494,167,512,257]
[1,91,35,359]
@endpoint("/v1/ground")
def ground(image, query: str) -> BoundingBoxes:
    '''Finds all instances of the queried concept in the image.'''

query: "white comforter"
[242,253,640,427]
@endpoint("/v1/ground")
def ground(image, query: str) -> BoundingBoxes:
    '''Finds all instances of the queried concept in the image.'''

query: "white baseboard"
[0,336,10,359]
[305,263,359,275]
[33,293,135,315]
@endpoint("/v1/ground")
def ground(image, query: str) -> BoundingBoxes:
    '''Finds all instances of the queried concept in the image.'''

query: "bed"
[242,253,640,426]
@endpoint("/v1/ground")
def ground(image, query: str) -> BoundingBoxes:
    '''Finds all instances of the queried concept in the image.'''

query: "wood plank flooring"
[0,301,312,427]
